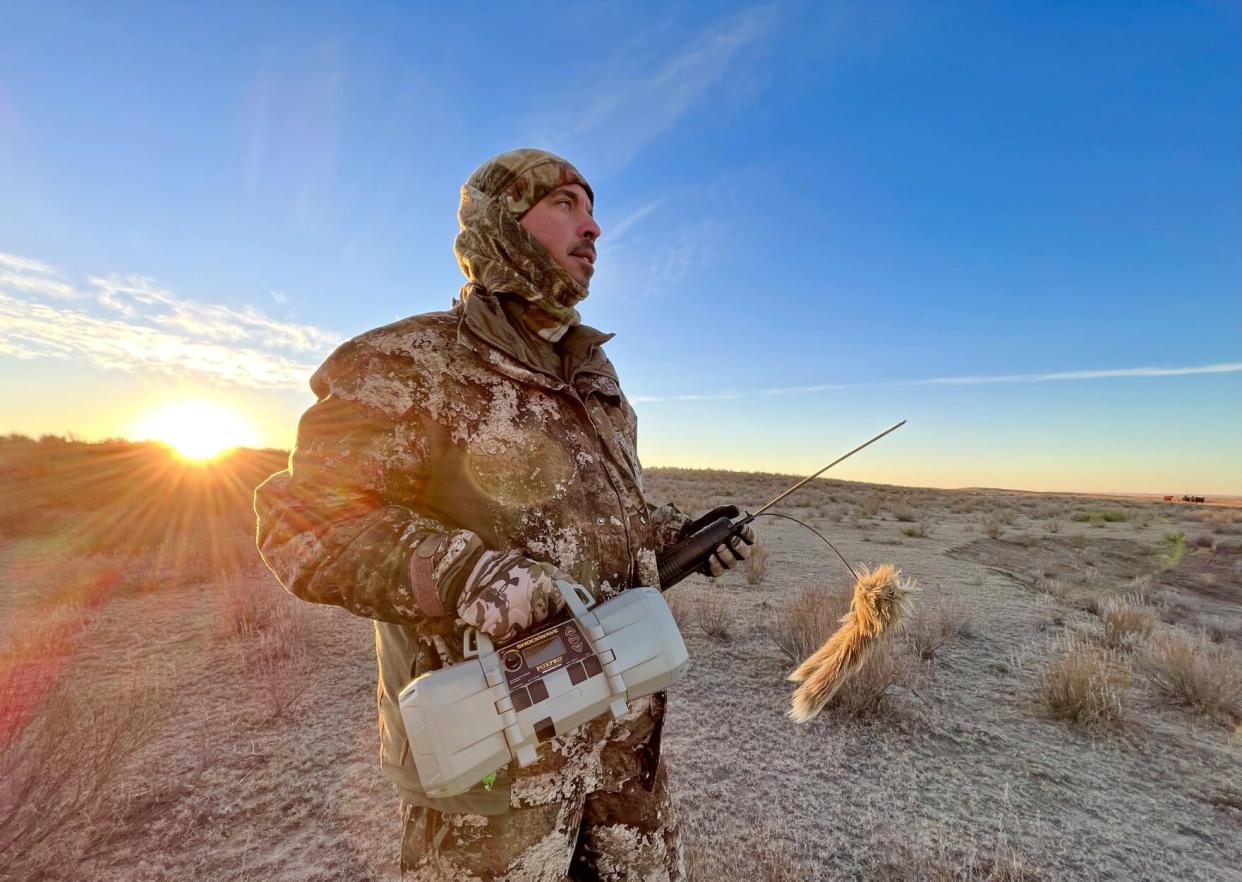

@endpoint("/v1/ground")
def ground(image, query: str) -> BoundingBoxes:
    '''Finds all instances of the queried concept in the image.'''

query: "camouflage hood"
[454,149,594,341]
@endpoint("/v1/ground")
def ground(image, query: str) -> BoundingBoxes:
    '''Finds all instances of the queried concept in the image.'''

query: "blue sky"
[1,1,1238,493]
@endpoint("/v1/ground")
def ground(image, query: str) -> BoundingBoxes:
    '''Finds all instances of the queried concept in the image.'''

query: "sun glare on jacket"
[133,400,259,462]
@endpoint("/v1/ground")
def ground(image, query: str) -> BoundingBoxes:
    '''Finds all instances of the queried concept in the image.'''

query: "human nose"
[580,214,601,242]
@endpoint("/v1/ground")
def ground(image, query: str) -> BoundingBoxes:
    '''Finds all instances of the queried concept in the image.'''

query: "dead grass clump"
[1036,633,1130,729]
[875,836,1042,882]
[1145,586,1191,624]
[685,827,810,882]
[214,580,312,720]
[983,515,1005,540]
[770,586,847,666]
[745,541,769,585]
[668,595,693,633]
[1045,519,1062,534]
[906,599,974,660]
[696,595,733,640]
[1098,596,1156,650]
[0,668,165,877]
[1139,632,1242,717]
[827,640,914,718]
[900,520,932,538]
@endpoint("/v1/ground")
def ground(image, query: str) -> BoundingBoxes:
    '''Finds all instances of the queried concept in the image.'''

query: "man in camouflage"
[254,148,752,881]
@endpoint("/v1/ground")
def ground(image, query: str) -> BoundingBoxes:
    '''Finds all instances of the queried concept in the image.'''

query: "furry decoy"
[787,563,915,722]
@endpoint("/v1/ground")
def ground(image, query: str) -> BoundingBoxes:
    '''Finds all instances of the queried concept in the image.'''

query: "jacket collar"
[456,290,617,392]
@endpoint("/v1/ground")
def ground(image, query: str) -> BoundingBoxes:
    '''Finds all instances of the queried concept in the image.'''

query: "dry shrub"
[667,595,693,633]
[1036,633,1130,729]
[1098,596,1156,650]
[1144,585,1190,625]
[745,541,769,585]
[875,835,1041,882]
[828,639,913,718]
[770,586,847,666]
[686,827,809,882]
[1037,577,1093,611]
[0,662,165,876]
[1140,632,1242,717]
[906,599,974,660]
[983,515,1005,540]
[900,520,932,538]
[1045,519,1062,534]
[696,595,732,640]
[216,578,312,720]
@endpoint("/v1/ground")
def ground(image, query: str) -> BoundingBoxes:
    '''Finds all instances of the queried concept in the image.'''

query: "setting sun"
[133,400,259,462]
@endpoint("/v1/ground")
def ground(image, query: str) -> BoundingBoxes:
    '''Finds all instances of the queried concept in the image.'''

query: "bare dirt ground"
[2,441,1240,881]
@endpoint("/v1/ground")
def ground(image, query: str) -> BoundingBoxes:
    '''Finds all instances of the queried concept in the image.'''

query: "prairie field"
[2,437,1240,881]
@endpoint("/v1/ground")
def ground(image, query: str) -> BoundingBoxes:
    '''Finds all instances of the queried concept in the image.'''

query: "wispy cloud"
[631,391,740,404]
[899,364,1242,386]
[0,251,337,390]
[0,250,57,274]
[530,4,780,174]
[635,362,1242,403]
[606,199,664,244]
[0,250,77,299]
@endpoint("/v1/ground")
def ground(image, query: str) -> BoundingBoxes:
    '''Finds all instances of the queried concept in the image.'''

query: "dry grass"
[906,599,975,660]
[1139,632,1242,717]
[685,827,809,882]
[206,576,314,722]
[901,520,932,538]
[875,833,1042,882]
[1036,633,1131,730]
[696,595,733,640]
[983,515,1005,540]
[771,581,914,719]
[0,643,166,877]
[1098,595,1157,651]
[826,640,914,718]
[745,541,769,585]
[667,595,693,633]
[770,586,847,667]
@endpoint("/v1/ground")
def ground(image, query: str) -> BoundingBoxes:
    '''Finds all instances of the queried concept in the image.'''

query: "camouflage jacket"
[254,289,687,810]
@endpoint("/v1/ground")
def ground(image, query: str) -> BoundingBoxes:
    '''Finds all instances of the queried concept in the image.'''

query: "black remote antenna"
[656,420,907,590]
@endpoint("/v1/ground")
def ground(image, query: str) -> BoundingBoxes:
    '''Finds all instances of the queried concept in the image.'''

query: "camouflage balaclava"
[454,148,595,341]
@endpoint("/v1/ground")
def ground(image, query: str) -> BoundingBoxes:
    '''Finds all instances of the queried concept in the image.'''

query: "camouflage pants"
[400,695,684,882]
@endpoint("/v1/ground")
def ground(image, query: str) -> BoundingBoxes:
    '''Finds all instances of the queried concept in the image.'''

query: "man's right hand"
[455,551,573,643]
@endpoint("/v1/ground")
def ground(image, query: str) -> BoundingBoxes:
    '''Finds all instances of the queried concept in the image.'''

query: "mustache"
[569,240,596,261]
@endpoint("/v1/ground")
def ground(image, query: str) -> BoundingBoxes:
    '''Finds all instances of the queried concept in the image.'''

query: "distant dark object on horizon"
[1165,494,1206,504]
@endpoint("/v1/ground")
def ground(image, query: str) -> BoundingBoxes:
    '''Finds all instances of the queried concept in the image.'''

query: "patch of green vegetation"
[1160,530,1186,570]
[1073,510,1129,526]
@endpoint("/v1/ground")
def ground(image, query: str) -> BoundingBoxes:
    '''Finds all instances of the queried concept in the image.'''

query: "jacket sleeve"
[254,340,484,625]
[647,502,691,554]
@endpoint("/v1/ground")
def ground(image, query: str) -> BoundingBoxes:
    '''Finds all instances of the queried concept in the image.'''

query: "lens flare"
[133,400,258,462]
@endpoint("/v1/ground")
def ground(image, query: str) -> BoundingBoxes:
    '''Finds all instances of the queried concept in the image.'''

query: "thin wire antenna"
[753,511,858,581]
[750,420,907,518]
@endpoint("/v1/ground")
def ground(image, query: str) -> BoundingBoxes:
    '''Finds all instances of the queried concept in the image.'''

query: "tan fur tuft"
[787,563,914,723]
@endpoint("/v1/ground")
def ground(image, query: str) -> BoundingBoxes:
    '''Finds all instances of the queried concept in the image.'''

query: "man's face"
[519,184,601,286]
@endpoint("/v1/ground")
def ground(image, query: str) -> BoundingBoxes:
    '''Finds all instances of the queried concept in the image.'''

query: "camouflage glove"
[455,551,571,643]
[679,505,756,578]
